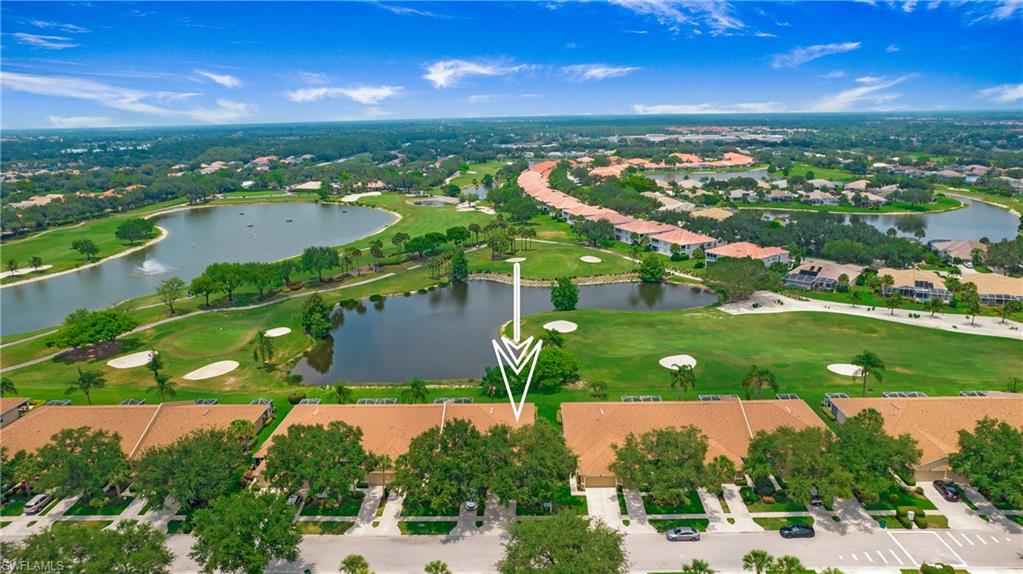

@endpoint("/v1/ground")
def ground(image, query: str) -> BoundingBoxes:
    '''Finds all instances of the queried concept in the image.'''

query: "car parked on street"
[779,523,815,539]
[933,480,962,502]
[665,526,701,541]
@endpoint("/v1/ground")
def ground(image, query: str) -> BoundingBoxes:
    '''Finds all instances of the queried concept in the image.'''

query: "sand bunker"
[184,360,240,381]
[506,257,526,263]
[340,191,381,202]
[827,363,864,377]
[107,350,156,369]
[0,265,54,279]
[659,355,698,370]
[579,256,602,263]
[264,327,292,338]
[543,320,578,333]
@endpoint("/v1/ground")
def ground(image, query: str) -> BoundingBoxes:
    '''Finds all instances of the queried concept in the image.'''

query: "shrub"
[694,261,705,269]
[368,294,384,302]
[404,291,412,297]
[287,392,306,405]
[920,563,954,574]
[417,288,428,294]
[761,495,776,504]
[753,476,775,497]
[427,285,436,291]
[285,374,303,385]
[913,512,928,529]
[438,281,449,288]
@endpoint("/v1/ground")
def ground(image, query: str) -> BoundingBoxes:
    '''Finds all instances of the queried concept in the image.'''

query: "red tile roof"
[707,241,788,260]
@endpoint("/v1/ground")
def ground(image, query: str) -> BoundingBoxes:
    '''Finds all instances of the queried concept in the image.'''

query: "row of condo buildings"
[2,394,1020,486]
[518,163,791,266]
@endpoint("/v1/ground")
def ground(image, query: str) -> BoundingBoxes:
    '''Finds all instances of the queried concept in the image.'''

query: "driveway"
[922,482,994,531]
[584,487,623,530]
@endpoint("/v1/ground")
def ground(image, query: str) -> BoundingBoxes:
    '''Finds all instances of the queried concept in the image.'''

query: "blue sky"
[1,1,1021,129]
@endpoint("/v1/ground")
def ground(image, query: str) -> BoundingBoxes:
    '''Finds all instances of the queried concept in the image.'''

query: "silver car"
[665,526,701,541]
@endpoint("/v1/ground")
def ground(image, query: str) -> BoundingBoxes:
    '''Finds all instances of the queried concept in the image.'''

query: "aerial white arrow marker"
[491,262,543,422]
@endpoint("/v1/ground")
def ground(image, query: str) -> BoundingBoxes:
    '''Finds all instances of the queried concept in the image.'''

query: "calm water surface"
[1,203,396,335]
[292,280,717,385]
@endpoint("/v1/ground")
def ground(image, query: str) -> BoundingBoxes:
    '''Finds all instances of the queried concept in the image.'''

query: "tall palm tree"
[467,223,482,245]
[669,364,696,400]
[771,556,806,574]
[148,373,177,402]
[66,368,106,405]
[29,256,43,271]
[680,559,715,574]
[334,382,354,404]
[741,550,773,574]
[741,365,779,400]
[0,377,16,396]
[252,332,274,366]
[346,248,363,275]
[851,350,885,397]
[146,352,164,378]
[369,240,385,271]
[401,377,429,404]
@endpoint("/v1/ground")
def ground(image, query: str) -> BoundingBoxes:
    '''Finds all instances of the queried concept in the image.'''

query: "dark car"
[779,524,815,539]
[665,526,701,541]
[934,481,961,502]
[809,487,823,507]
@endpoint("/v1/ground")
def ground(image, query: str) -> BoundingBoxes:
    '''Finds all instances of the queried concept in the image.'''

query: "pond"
[463,185,490,199]
[760,195,1019,242]
[291,280,717,385]
[1,203,396,335]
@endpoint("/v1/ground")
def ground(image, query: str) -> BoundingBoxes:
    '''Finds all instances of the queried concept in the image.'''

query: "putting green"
[168,323,255,356]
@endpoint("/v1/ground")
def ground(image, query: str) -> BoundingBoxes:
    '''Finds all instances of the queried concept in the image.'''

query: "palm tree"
[339,554,372,574]
[849,291,863,308]
[146,352,164,378]
[334,382,354,404]
[467,223,482,245]
[741,550,773,574]
[401,377,429,404]
[29,256,43,271]
[346,248,363,275]
[148,373,177,402]
[884,292,903,316]
[819,568,846,574]
[741,366,778,400]
[0,377,16,396]
[771,555,806,574]
[851,350,885,397]
[252,332,274,366]
[669,364,696,400]
[680,559,715,574]
[927,297,944,318]
[424,561,451,574]
[66,368,106,405]
[369,240,385,271]
[588,381,607,400]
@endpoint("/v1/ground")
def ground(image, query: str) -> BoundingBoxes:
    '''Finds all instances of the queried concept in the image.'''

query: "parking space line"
[887,531,919,567]
[989,536,1000,544]
[889,549,904,565]
[976,535,987,545]
[960,533,975,545]
[933,531,968,568]
[838,555,844,561]
[852,554,858,561]
[876,550,888,564]
[946,532,963,547]
[865,552,874,563]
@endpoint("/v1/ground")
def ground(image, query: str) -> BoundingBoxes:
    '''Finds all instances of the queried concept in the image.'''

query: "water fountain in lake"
[136,259,170,276]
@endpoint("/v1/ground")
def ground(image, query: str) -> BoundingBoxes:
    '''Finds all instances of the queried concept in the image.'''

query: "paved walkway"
[347,487,386,537]
[962,485,1023,534]
[621,489,656,534]
[371,491,403,537]
[720,484,763,532]
[722,291,1023,340]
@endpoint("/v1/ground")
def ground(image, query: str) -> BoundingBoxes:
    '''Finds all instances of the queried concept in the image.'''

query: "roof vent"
[599,408,605,416]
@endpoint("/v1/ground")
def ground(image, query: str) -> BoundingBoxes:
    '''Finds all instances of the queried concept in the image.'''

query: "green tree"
[36,427,129,499]
[588,381,608,399]
[6,259,18,273]
[704,257,782,301]
[189,274,218,306]
[391,231,411,250]
[243,262,282,298]
[851,350,885,397]
[6,520,173,574]
[742,550,773,574]
[115,218,157,245]
[72,238,100,261]
[1007,375,1022,393]
[949,417,1023,509]
[449,249,469,283]
[832,408,921,504]
[252,331,274,366]
[132,428,249,510]
[147,374,177,402]
[745,427,853,506]
[369,240,386,270]
[884,292,904,316]
[155,276,185,314]
[146,352,164,378]
[48,309,138,349]
[849,290,863,307]
[771,556,806,574]
[302,245,341,282]
[205,262,246,301]
[30,256,43,270]
[610,426,709,506]
[505,420,578,509]
[741,365,778,400]
[334,381,354,404]
[340,554,373,574]
[550,277,579,311]
[669,364,696,400]
[497,511,628,574]
[1000,299,1022,323]
[681,559,715,574]
[401,377,430,404]
[300,292,333,339]
[532,345,579,391]
[190,491,300,574]
[1,377,16,396]
[279,259,297,286]
[960,282,982,325]
[638,253,665,283]
[926,297,944,318]
[425,560,452,574]
[66,367,106,404]
[264,421,379,504]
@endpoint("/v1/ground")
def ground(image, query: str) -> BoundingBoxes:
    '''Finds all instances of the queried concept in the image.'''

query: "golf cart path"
[721,291,1023,340]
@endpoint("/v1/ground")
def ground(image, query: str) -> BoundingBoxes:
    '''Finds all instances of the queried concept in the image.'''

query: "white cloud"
[561,64,641,81]
[0,71,253,123]
[196,70,242,88]
[377,4,445,18]
[810,75,914,111]
[609,0,744,34]
[771,41,861,69]
[48,115,113,128]
[633,101,785,114]
[423,60,525,88]
[970,0,1023,23]
[855,75,882,84]
[624,29,649,34]
[886,43,901,53]
[31,20,89,33]
[901,0,918,12]
[978,83,1023,103]
[14,33,79,50]
[466,93,543,104]
[286,85,402,104]
[821,70,846,79]
[754,31,778,38]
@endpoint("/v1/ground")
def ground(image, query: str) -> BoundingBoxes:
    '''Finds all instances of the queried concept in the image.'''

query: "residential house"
[877,268,951,301]
[784,258,862,290]
[805,191,838,206]
[649,227,717,257]
[808,179,838,189]
[0,398,29,428]
[931,239,987,263]
[964,273,1023,305]
[690,207,734,221]
[844,180,869,192]
[706,242,789,266]
[613,220,677,244]
[727,189,757,203]
[765,189,795,203]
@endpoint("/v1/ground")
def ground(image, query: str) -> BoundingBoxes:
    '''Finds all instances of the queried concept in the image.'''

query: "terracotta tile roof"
[590,164,629,178]
[530,161,558,176]
[561,400,827,477]
[830,396,1023,465]
[0,398,28,417]
[0,403,270,459]
[930,240,986,261]
[615,219,677,236]
[563,204,606,217]
[254,403,535,460]
[876,268,945,290]
[651,227,717,246]
[584,209,634,226]
[707,242,788,260]
[964,273,1023,298]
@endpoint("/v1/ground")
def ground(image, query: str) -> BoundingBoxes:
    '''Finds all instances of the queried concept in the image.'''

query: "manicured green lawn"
[298,521,354,534]
[1,495,28,516]
[515,483,587,516]
[752,516,814,530]
[862,487,937,511]
[643,491,705,515]
[444,160,509,190]
[469,241,634,280]
[400,500,459,517]
[299,493,365,517]
[741,488,807,512]
[786,162,856,182]
[647,518,710,532]
[398,521,457,535]
[64,495,134,516]
[52,519,114,529]
[741,194,961,214]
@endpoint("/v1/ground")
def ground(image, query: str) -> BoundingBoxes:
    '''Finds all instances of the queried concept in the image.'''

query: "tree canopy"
[497,511,628,574]
[190,491,301,574]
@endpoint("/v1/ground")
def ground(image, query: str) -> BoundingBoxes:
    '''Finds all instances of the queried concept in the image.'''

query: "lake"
[760,196,1019,242]
[291,280,718,385]
[1,203,396,335]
